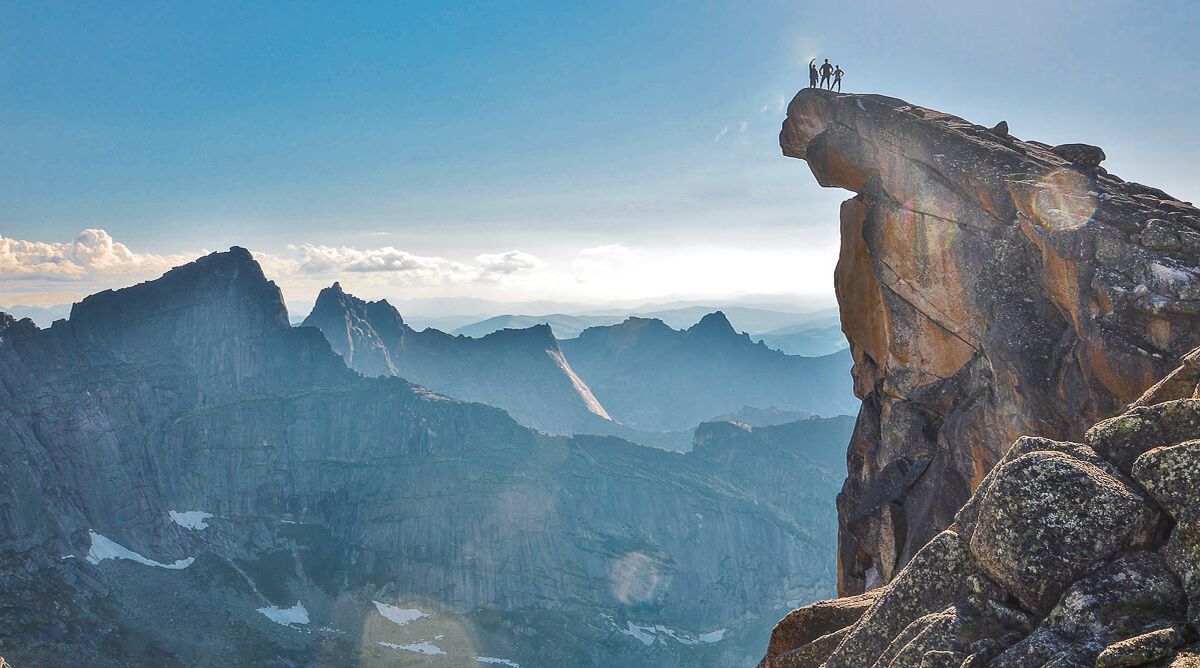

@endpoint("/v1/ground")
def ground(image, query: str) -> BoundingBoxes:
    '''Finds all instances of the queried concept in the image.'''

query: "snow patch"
[372,601,429,627]
[546,349,611,420]
[169,510,213,530]
[618,622,657,646]
[378,641,445,656]
[611,617,726,647]
[85,531,194,569]
[476,657,521,667]
[258,603,309,627]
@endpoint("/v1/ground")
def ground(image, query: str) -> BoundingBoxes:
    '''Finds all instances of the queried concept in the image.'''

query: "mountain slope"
[0,249,854,667]
[302,282,613,435]
[559,312,857,431]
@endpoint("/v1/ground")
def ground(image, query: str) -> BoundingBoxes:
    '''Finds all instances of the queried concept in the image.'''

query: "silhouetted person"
[833,65,844,92]
[809,59,818,88]
[819,59,834,89]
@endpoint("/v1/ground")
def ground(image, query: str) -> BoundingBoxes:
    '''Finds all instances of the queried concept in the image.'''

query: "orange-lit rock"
[782,88,1200,596]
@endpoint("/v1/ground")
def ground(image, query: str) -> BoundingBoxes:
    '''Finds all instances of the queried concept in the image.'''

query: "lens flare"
[897,192,958,256]
[610,551,666,605]
[1031,168,1098,231]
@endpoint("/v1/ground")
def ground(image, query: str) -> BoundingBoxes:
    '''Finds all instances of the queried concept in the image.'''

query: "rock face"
[302,282,612,435]
[780,88,1200,595]
[560,313,857,432]
[0,249,856,667]
[759,349,1200,667]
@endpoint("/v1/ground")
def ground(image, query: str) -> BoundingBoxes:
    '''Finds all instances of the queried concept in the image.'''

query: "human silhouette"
[819,59,834,89]
[809,59,818,88]
[833,65,844,92]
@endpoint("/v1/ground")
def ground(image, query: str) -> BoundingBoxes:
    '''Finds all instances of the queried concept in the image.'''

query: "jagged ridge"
[302,281,612,435]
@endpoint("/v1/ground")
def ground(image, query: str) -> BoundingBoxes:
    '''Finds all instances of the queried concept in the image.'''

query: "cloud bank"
[0,229,198,280]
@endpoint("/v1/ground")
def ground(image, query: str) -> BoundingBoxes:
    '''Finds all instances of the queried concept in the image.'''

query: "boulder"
[1143,219,1183,252]
[1051,142,1107,168]
[822,531,987,668]
[1095,626,1183,668]
[760,589,884,668]
[965,451,1161,615]
[1087,399,1200,474]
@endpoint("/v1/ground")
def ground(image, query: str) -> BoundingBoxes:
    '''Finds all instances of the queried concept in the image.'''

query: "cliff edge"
[782,88,1200,595]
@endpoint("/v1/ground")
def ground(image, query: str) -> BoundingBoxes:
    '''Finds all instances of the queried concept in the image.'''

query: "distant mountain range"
[301,282,614,436]
[301,284,856,438]
[0,248,855,667]
[449,307,846,357]
[560,313,857,432]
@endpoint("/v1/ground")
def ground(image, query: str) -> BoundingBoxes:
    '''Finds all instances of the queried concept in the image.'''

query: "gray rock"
[1095,626,1182,667]
[823,531,987,668]
[965,451,1160,615]
[762,588,884,667]
[1051,143,1107,168]
[1143,219,1183,252]
[1086,399,1200,474]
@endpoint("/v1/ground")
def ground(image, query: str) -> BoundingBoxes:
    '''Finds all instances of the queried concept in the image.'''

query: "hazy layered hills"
[560,313,858,432]
[0,248,855,667]
[302,283,857,442]
[301,282,613,435]
[450,307,846,357]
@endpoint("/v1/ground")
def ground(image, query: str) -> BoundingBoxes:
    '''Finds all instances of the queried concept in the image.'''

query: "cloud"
[760,104,770,113]
[475,250,544,278]
[714,126,728,141]
[0,229,198,280]
[295,244,454,277]
[738,121,748,133]
[288,244,542,285]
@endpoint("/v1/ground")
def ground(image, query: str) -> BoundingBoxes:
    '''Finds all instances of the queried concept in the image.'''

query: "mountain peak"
[687,311,736,338]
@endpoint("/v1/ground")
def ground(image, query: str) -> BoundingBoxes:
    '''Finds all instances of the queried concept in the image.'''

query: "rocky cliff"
[759,348,1200,668]
[781,88,1200,595]
[560,313,857,432]
[302,282,613,435]
[0,249,854,667]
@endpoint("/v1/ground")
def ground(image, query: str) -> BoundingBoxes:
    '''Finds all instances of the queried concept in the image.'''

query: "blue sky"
[3,1,1199,311]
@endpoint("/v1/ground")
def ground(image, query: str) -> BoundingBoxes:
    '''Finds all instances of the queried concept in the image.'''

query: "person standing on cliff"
[809,58,818,88]
[833,65,844,92]
[819,59,834,89]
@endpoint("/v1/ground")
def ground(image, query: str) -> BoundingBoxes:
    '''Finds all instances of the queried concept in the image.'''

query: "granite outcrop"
[781,88,1200,595]
[760,350,1200,667]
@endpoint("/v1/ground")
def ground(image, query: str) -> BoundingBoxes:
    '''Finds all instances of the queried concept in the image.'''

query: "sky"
[3,1,1199,316]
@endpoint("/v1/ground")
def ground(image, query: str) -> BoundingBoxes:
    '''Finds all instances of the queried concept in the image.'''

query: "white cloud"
[714,126,728,141]
[475,250,544,278]
[0,229,196,280]
[738,121,748,133]
[760,104,770,113]
[296,244,453,277]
